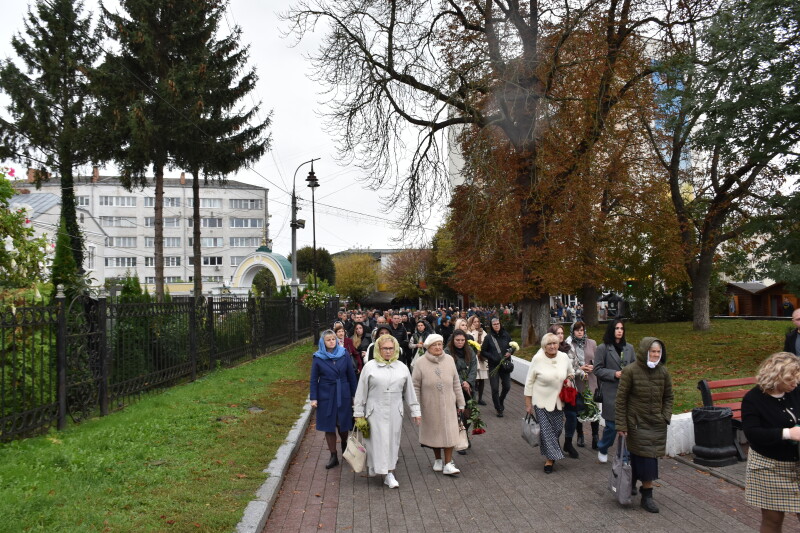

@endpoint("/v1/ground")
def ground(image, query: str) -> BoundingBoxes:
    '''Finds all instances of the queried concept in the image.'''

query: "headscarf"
[313,330,347,360]
[373,334,400,364]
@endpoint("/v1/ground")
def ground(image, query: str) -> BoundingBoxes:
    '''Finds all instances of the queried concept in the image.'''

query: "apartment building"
[11,171,269,292]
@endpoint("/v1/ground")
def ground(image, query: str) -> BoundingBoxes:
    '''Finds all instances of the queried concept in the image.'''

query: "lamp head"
[306,162,319,189]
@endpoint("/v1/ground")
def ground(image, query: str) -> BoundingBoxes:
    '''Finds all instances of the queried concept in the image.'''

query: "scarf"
[313,335,347,360]
[612,340,625,357]
[572,334,586,350]
[373,335,400,364]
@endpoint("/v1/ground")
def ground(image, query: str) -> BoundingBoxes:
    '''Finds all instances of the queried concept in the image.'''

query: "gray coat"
[593,342,636,421]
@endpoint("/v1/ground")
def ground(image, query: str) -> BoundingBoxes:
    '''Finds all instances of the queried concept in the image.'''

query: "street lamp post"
[291,158,317,342]
[306,161,320,344]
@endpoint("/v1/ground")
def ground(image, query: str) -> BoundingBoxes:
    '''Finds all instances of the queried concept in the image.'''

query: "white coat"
[353,358,420,475]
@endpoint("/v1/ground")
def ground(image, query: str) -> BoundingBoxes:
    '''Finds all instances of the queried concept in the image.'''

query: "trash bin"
[692,406,738,467]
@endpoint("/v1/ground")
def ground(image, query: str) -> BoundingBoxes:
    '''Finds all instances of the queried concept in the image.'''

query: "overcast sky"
[0,0,447,257]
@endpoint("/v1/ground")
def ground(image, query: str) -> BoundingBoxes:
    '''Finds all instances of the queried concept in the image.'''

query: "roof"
[727,282,767,293]
[9,193,60,217]
[331,248,404,258]
[13,175,266,191]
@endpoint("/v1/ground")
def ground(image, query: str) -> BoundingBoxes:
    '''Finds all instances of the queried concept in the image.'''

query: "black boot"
[576,422,585,447]
[640,488,659,513]
[563,438,579,459]
[325,452,339,469]
[341,439,347,455]
[591,421,599,450]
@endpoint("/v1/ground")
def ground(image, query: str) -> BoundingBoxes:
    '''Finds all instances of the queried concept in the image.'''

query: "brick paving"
[264,383,764,532]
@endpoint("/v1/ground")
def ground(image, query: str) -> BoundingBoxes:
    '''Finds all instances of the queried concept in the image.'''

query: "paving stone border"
[235,397,313,533]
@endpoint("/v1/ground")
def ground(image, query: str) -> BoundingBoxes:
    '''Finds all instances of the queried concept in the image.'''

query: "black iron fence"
[0,290,338,441]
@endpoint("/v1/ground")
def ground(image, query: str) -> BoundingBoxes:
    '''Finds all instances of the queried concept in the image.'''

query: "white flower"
[4,235,16,253]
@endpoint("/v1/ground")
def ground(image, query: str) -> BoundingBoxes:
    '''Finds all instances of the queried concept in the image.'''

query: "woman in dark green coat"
[616,337,674,514]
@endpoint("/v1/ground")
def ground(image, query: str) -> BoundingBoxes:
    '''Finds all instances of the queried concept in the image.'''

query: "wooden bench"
[697,377,757,461]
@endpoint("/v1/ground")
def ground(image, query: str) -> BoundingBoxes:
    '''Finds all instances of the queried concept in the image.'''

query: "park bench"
[697,376,757,461]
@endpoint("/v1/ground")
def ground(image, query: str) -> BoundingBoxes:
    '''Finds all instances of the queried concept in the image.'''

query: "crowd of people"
[310,307,800,529]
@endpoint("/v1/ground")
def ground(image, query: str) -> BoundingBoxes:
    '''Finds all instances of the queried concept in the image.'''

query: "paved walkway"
[264,383,763,532]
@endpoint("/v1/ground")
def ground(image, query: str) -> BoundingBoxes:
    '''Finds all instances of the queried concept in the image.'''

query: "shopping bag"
[521,412,540,447]
[608,436,633,505]
[455,419,469,451]
[343,429,367,473]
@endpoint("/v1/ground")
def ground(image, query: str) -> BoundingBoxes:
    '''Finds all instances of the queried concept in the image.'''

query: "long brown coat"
[412,351,466,448]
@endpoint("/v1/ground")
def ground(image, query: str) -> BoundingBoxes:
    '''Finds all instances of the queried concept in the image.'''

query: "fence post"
[97,291,109,417]
[248,296,258,358]
[56,285,67,431]
[207,296,217,370]
[189,298,197,381]
[290,296,297,342]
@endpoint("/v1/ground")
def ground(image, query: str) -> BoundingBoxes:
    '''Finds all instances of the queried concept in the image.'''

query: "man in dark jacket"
[387,312,410,365]
[437,316,454,345]
[784,308,800,356]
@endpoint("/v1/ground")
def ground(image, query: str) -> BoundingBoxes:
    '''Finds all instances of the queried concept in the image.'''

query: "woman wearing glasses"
[353,334,421,488]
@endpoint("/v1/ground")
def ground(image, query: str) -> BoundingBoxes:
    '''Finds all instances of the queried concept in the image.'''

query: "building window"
[145,276,183,284]
[230,256,246,267]
[230,198,263,210]
[188,217,223,228]
[86,245,95,269]
[100,216,136,227]
[202,276,223,282]
[230,237,260,247]
[186,198,222,208]
[99,196,136,207]
[188,237,224,247]
[230,217,263,228]
[105,257,137,267]
[188,256,223,266]
[145,237,181,248]
[106,236,137,248]
[76,196,90,207]
[144,217,180,227]
[144,197,181,207]
[145,256,181,267]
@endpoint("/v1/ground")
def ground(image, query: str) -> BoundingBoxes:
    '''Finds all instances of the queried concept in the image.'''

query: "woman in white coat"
[353,334,421,489]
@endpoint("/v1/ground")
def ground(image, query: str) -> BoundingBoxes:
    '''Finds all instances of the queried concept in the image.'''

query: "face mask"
[647,358,660,369]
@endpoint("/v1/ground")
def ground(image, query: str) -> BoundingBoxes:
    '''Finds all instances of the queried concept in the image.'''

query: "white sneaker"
[384,472,399,488]
[442,462,461,475]
[597,451,608,463]
[432,459,443,472]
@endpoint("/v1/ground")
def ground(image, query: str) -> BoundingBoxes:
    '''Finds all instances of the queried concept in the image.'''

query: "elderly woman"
[548,324,579,459]
[353,334,421,489]
[412,334,466,475]
[615,337,674,513]
[310,330,359,470]
[567,321,599,449]
[742,352,800,532]
[524,332,574,473]
[594,319,636,463]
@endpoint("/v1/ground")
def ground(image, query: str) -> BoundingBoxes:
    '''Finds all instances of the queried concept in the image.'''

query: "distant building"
[724,281,798,317]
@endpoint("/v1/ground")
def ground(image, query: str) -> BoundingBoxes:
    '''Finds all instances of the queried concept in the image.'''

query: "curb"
[670,453,745,489]
[235,397,314,533]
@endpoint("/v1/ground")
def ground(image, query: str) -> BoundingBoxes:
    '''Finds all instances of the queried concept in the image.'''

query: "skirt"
[745,448,800,513]
[534,406,565,461]
[630,453,659,482]
[477,358,489,380]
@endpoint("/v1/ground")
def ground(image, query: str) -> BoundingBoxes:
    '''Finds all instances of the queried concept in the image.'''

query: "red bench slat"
[705,377,757,388]
[711,390,753,401]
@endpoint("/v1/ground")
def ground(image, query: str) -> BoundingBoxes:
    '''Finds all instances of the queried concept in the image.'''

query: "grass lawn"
[0,342,315,533]
[510,319,791,413]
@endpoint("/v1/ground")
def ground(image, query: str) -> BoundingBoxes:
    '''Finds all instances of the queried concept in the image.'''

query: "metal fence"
[0,291,338,441]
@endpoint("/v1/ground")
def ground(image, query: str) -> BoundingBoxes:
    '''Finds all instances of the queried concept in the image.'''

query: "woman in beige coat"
[412,334,466,476]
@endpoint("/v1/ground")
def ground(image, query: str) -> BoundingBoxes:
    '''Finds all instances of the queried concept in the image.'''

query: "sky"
[0,0,448,257]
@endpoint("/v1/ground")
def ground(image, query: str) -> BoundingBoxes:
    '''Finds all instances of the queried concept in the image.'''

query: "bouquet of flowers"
[578,378,601,423]
[489,341,519,376]
[354,417,370,438]
[465,398,486,435]
[300,289,328,310]
[467,339,482,353]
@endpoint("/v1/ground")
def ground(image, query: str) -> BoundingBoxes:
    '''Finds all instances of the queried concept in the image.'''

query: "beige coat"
[412,351,466,448]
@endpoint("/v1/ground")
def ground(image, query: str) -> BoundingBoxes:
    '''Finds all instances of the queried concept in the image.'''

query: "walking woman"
[616,337,674,513]
[446,329,477,455]
[567,321,599,449]
[335,323,362,375]
[310,330,358,469]
[481,317,513,417]
[467,315,488,406]
[412,334,466,475]
[549,324,579,459]
[524,333,574,473]
[593,319,636,463]
[409,319,432,368]
[353,334,421,488]
[742,352,800,532]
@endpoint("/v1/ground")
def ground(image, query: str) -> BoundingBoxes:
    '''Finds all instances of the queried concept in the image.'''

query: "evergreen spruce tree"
[50,216,80,299]
[0,0,99,272]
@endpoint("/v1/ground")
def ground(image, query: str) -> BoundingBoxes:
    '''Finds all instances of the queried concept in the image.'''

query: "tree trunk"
[191,169,202,299]
[154,165,164,301]
[579,285,599,327]
[691,256,714,331]
[59,161,84,273]
[519,296,550,348]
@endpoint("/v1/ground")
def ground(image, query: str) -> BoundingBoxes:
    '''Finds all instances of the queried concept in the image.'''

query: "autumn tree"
[642,0,800,330]
[384,249,432,302]
[286,0,696,345]
[288,246,335,285]
[333,253,379,304]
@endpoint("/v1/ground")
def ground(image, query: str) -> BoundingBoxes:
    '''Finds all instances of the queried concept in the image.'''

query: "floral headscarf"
[373,334,400,364]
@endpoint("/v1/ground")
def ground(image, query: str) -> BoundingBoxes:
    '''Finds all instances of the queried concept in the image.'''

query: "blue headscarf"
[313,330,347,360]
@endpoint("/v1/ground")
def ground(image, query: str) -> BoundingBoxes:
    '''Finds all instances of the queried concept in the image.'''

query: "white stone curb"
[510,355,696,456]
[235,397,313,533]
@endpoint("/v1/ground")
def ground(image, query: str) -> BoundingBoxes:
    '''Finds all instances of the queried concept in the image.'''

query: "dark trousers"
[489,370,511,412]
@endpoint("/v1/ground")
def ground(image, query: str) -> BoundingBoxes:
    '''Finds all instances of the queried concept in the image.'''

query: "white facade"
[12,174,270,293]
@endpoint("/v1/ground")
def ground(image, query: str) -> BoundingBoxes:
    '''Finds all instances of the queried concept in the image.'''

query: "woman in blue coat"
[310,329,358,469]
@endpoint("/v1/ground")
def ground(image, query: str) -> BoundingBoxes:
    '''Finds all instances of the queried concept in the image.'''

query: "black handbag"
[593,386,603,403]
[491,335,514,373]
